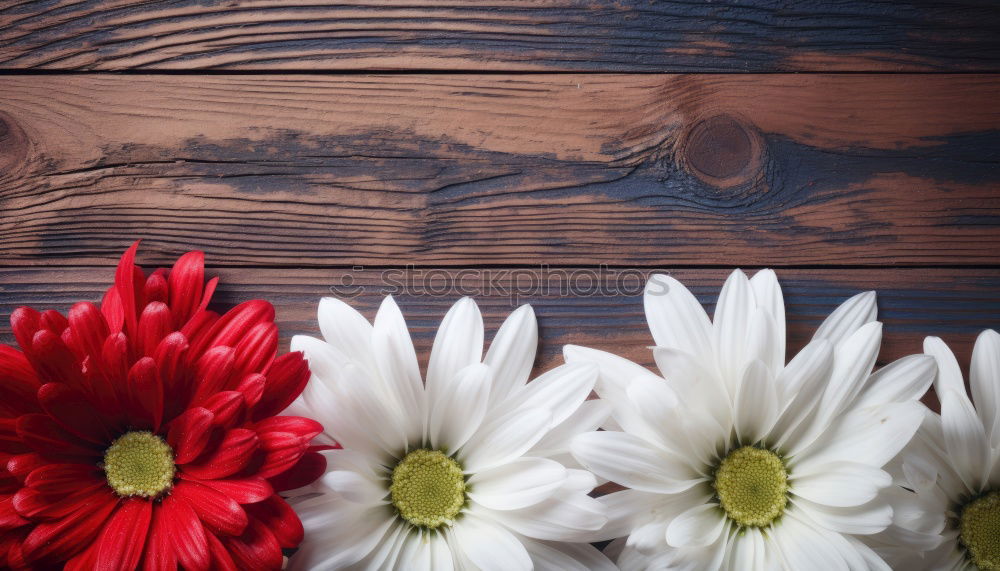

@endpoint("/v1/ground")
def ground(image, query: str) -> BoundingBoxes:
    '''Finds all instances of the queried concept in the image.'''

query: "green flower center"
[390,449,466,528]
[103,431,176,498]
[960,490,1000,570]
[713,446,789,527]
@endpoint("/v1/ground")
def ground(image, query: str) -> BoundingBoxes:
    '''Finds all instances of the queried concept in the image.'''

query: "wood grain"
[2,1,1000,71]
[1,74,998,267]
[1,266,997,376]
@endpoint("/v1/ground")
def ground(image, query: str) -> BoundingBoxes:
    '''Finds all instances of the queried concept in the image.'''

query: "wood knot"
[681,115,763,188]
[0,111,28,170]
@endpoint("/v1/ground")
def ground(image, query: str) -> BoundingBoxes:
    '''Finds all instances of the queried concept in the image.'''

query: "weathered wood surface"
[2,1,1000,71]
[1,74,998,267]
[1,267,996,375]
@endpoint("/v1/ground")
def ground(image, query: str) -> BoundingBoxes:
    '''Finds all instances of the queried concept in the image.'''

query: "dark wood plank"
[1,1,999,71]
[1,74,998,267]
[1,266,997,376]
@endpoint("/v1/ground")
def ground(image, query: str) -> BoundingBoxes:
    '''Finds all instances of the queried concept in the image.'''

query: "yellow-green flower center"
[389,449,466,528]
[103,431,176,498]
[960,490,1000,570]
[713,446,789,527]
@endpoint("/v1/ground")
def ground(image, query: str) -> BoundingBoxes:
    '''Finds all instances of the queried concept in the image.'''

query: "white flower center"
[390,449,466,528]
[960,490,1000,570]
[713,446,789,527]
[103,431,175,498]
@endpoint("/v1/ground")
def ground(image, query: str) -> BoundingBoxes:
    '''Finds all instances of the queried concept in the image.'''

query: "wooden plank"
[1,74,999,267]
[1,266,997,375]
[1,1,1000,71]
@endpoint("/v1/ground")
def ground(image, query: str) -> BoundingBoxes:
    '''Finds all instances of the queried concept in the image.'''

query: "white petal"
[713,270,755,387]
[771,513,850,570]
[665,503,726,548]
[593,489,665,541]
[452,514,532,571]
[940,386,990,492]
[428,363,492,451]
[644,273,713,360]
[396,533,433,571]
[792,497,893,535]
[971,329,1000,449]
[331,362,408,458]
[460,407,551,472]
[625,374,681,447]
[818,321,883,419]
[750,269,786,369]
[468,457,567,511]
[812,290,877,347]
[291,499,394,570]
[571,431,702,494]
[854,354,936,410]
[427,297,484,396]
[733,359,778,445]
[771,340,833,450]
[924,336,966,395]
[653,346,731,428]
[484,489,607,541]
[530,399,610,458]
[484,305,538,403]
[521,539,617,571]
[744,308,781,382]
[428,532,456,571]
[791,462,891,507]
[317,297,376,373]
[563,344,651,394]
[372,296,425,440]
[321,470,387,505]
[494,362,597,427]
[792,401,925,470]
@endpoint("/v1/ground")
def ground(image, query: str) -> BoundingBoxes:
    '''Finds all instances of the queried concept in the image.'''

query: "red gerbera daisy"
[0,243,327,570]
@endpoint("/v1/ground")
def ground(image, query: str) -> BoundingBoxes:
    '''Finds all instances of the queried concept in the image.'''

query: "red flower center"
[102,431,176,498]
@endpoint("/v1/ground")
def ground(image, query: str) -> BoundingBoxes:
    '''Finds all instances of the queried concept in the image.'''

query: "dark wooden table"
[1,1,999,389]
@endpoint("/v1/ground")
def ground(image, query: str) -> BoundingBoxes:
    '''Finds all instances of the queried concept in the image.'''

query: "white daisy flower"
[284,296,614,570]
[566,269,937,570]
[867,330,1000,570]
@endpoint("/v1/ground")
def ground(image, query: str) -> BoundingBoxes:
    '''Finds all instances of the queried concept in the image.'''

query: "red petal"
[255,416,322,440]
[267,450,326,492]
[127,357,164,431]
[140,505,177,571]
[233,323,276,376]
[189,301,274,358]
[21,489,117,564]
[204,532,238,571]
[182,429,258,480]
[0,496,28,530]
[16,414,99,459]
[184,476,272,505]
[201,391,246,428]
[198,278,219,315]
[167,251,205,326]
[180,311,219,352]
[25,463,102,494]
[100,286,125,334]
[115,241,143,336]
[173,480,248,536]
[255,432,308,480]
[235,374,265,409]
[40,310,68,336]
[13,481,105,519]
[157,494,209,571]
[190,346,236,406]
[221,518,283,571]
[66,302,110,362]
[0,418,30,454]
[152,332,192,418]
[64,541,99,571]
[94,498,152,571]
[25,329,79,386]
[144,272,168,306]
[37,383,111,444]
[166,407,215,465]
[100,333,131,404]
[10,307,41,351]
[245,495,303,548]
[0,345,41,417]
[252,352,310,420]
[6,453,45,482]
[137,302,173,358]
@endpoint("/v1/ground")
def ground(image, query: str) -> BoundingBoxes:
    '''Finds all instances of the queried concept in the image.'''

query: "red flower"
[0,243,327,570]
